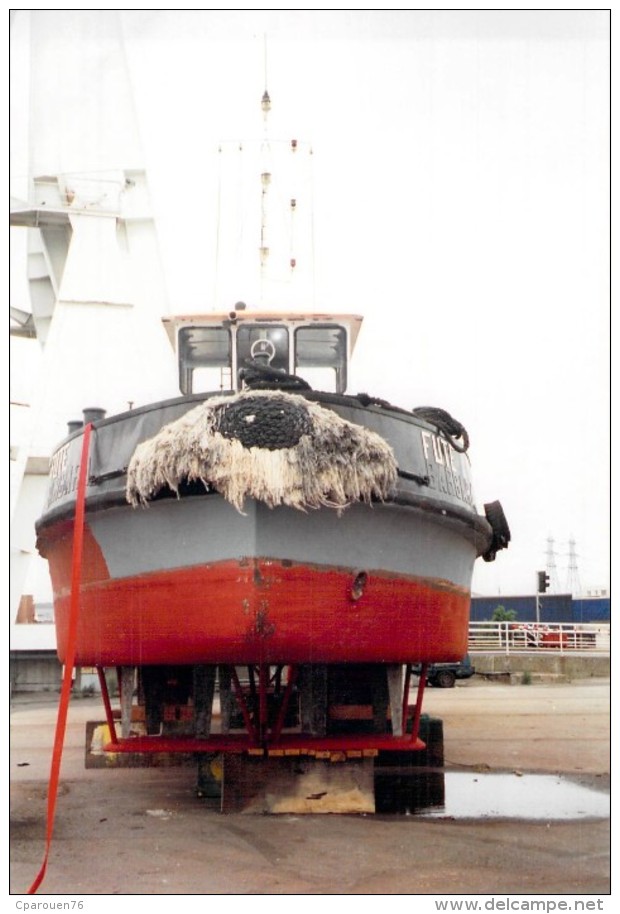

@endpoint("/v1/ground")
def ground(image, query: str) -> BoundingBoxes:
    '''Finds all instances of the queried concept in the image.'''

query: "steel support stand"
[410,663,428,742]
[119,667,135,739]
[96,666,118,744]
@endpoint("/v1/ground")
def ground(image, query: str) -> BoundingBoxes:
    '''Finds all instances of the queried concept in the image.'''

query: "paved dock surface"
[9,679,610,895]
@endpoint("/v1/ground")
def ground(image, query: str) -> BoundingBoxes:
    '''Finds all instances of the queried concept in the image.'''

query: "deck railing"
[468,621,610,655]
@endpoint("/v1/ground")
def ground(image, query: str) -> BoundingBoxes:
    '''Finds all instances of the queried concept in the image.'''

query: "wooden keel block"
[222,755,375,814]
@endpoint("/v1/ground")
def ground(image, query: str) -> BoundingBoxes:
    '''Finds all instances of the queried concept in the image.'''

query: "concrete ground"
[9,678,610,896]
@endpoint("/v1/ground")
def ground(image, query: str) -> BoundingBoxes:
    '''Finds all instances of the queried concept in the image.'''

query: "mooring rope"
[28,423,92,895]
[410,406,470,453]
[239,357,312,391]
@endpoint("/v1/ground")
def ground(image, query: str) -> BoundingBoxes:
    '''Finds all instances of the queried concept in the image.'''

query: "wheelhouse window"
[176,320,348,395]
[295,325,347,393]
[178,326,231,394]
[236,324,289,377]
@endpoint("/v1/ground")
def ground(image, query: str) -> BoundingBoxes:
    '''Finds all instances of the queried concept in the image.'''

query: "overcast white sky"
[10,10,610,597]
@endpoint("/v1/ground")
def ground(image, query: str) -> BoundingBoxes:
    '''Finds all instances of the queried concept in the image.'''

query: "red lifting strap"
[28,423,92,895]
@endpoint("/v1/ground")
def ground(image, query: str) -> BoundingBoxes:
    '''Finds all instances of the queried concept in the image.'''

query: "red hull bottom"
[53,556,470,666]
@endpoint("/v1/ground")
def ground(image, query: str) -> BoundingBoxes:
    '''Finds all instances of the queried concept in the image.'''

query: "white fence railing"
[468,621,610,655]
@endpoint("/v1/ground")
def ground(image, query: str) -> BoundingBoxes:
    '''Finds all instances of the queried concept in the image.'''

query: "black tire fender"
[482,500,511,562]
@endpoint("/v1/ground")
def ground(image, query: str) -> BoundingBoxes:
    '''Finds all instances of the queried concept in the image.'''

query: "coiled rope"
[410,406,470,453]
[239,358,312,392]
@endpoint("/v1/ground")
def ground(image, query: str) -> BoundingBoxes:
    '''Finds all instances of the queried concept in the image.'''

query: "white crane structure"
[10,12,179,665]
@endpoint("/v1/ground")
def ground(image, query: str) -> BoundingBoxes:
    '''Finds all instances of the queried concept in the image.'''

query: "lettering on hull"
[420,430,474,507]
[46,442,83,506]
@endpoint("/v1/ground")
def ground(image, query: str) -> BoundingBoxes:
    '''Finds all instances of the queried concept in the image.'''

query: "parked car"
[411,655,475,688]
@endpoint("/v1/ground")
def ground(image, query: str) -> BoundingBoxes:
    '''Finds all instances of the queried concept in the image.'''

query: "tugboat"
[36,306,509,763]
[33,85,509,812]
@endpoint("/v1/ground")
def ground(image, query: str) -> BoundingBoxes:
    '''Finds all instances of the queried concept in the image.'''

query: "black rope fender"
[241,364,470,454]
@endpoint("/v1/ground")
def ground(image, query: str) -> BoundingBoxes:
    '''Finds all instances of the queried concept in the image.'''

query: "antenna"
[263,33,269,105]
[259,35,272,304]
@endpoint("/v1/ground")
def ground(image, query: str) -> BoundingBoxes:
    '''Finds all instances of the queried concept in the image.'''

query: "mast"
[259,80,272,302]
[213,47,314,312]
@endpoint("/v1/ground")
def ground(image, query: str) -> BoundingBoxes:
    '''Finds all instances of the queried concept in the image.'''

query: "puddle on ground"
[417,772,610,820]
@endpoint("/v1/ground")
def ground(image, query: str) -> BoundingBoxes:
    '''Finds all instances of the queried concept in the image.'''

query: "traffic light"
[537,571,550,593]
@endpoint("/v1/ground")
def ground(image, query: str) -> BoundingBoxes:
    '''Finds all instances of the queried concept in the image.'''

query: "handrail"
[468,621,610,656]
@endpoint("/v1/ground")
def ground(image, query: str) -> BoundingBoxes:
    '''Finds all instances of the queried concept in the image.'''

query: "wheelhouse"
[163,309,363,395]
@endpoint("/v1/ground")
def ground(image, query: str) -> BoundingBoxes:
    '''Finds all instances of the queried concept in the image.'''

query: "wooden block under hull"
[221,755,375,814]
[84,721,447,816]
